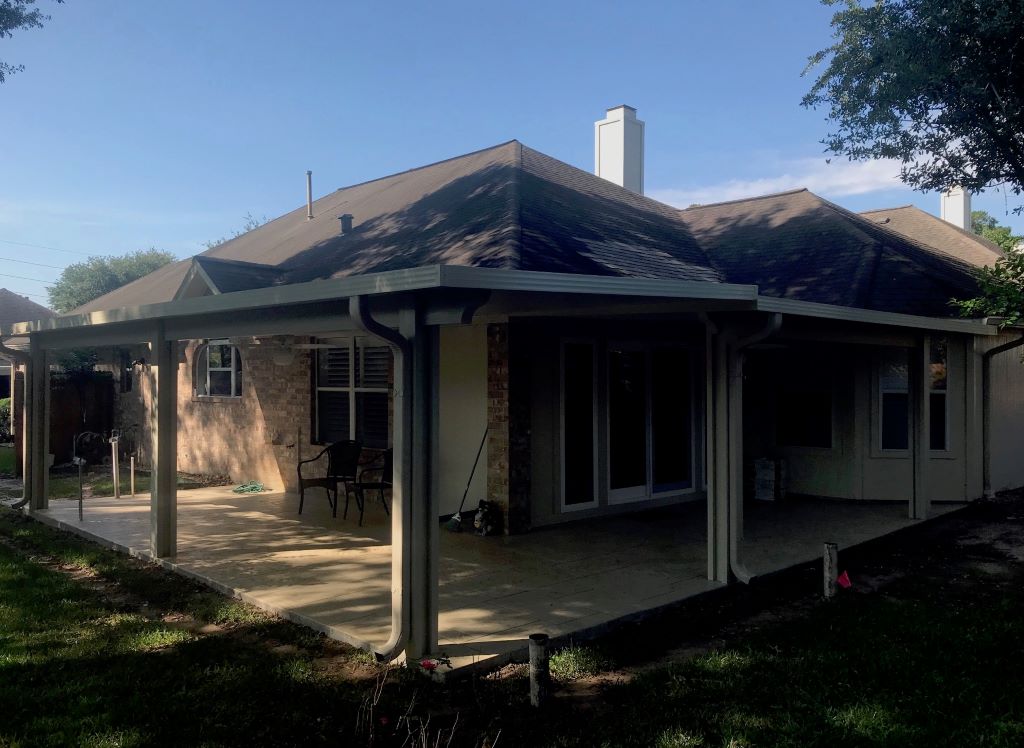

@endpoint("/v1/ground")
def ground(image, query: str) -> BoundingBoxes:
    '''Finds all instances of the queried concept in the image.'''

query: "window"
[315,337,391,448]
[929,337,948,451]
[195,340,242,398]
[879,349,909,451]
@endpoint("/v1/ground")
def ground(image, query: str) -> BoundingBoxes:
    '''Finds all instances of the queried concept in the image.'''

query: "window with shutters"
[194,340,242,398]
[315,337,391,448]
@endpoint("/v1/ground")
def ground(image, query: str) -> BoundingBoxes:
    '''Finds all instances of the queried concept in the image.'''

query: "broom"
[445,428,488,532]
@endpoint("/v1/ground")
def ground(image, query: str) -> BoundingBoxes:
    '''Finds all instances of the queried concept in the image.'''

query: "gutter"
[0,337,30,509]
[728,313,783,584]
[981,330,1024,498]
[348,295,412,662]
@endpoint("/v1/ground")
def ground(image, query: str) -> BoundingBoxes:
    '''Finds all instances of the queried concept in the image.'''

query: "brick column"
[487,323,531,534]
[486,324,510,525]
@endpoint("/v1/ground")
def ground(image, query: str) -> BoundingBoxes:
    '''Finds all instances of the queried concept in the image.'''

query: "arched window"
[194,340,242,398]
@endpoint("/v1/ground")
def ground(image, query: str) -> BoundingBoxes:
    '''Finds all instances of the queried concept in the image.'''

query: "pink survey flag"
[837,570,852,589]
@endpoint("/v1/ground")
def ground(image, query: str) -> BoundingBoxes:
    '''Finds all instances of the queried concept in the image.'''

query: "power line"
[0,238,92,256]
[0,271,54,286]
[0,256,63,270]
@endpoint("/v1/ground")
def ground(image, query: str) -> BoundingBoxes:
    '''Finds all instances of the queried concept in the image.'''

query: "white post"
[150,326,178,557]
[130,455,136,497]
[405,307,438,660]
[706,322,729,583]
[27,339,50,512]
[110,436,120,500]
[910,337,930,520]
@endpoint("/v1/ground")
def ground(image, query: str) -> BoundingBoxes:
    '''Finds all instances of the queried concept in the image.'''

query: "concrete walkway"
[33,488,962,670]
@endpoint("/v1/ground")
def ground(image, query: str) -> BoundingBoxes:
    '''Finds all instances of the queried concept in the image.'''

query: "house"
[4,106,1023,664]
[0,290,53,401]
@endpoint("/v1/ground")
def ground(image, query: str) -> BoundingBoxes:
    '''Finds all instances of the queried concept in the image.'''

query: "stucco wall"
[437,324,488,516]
[984,332,1024,492]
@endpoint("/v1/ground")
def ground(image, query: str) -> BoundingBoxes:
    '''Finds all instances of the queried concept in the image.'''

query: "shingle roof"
[678,190,979,317]
[860,205,1003,268]
[0,288,54,326]
[71,142,982,320]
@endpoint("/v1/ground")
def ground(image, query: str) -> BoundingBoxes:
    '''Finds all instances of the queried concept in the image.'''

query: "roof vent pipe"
[306,171,313,220]
[338,214,354,234]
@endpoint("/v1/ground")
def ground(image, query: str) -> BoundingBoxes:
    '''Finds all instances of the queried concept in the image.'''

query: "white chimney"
[940,186,971,230]
[594,105,645,194]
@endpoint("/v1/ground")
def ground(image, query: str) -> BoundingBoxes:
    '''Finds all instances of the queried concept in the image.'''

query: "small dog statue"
[472,500,503,536]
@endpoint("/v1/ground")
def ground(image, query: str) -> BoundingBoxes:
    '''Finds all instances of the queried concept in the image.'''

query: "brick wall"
[116,337,317,492]
[486,322,531,534]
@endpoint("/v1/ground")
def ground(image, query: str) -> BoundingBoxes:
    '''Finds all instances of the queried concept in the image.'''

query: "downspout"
[0,337,31,510]
[728,313,783,583]
[981,330,1024,498]
[348,295,412,662]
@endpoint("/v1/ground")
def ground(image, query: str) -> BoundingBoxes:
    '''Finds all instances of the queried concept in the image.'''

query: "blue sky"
[2,0,1021,305]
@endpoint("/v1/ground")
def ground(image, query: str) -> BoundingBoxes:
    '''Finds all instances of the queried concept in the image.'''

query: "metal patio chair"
[297,440,362,518]
[352,448,392,527]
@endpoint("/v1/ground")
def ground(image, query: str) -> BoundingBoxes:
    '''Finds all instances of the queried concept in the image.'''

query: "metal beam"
[150,325,178,557]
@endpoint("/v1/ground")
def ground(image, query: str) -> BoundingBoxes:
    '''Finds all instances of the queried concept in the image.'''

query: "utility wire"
[0,256,63,270]
[0,238,92,256]
[0,271,54,285]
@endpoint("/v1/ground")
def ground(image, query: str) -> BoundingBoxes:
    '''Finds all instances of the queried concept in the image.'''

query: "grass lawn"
[47,468,229,500]
[1,500,1024,746]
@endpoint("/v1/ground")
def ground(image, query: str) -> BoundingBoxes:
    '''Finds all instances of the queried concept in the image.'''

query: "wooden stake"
[824,542,838,599]
[529,633,550,707]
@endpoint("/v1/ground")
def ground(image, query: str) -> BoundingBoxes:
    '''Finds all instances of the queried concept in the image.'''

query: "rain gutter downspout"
[349,295,412,662]
[728,313,783,583]
[0,337,31,510]
[981,329,1024,498]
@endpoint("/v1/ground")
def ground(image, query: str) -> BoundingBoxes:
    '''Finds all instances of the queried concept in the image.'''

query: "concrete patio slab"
[30,487,964,671]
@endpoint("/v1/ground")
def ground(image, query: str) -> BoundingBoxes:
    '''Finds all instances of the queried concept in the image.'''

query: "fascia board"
[757,296,997,336]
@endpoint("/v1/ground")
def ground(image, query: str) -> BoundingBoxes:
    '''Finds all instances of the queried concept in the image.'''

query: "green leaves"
[47,249,176,313]
[804,0,1024,205]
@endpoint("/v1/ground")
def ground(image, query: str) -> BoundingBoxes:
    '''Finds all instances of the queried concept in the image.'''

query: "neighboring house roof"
[0,288,54,326]
[679,190,979,318]
[71,142,981,320]
[860,205,1004,268]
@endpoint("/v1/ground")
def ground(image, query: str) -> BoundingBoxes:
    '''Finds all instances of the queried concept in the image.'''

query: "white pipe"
[306,171,313,220]
[728,313,783,584]
[349,295,413,663]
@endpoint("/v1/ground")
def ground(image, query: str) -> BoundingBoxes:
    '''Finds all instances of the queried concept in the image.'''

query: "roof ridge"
[859,204,916,214]
[332,140,521,194]
[678,188,810,211]
[863,204,1005,257]
[815,193,979,278]
[195,255,281,270]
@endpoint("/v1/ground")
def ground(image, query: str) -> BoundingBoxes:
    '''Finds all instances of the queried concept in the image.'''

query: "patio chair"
[352,448,392,527]
[297,440,362,518]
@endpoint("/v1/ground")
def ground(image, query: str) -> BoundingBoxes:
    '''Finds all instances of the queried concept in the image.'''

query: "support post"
[405,307,438,660]
[528,633,550,707]
[130,455,136,497]
[823,542,838,599]
[910,336,930,520]
[27,339,50,511]
[150,326,178,558]
[705,320,729,583]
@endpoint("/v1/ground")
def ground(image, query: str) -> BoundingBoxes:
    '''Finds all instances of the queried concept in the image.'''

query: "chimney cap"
[606,104,637,115]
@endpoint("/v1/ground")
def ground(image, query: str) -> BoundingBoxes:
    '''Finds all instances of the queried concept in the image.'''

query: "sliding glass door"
[608,344,694,504]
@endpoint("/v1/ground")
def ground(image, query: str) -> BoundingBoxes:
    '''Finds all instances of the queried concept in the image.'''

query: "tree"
[803,0,1024,209]
[972,210,1023,253]
[0,0,63,84]
[48,249,177,313]
[202,212,267,250]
